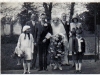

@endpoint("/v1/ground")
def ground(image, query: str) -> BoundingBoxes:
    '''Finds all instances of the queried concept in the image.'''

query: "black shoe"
[61,64,70,66]
[72,65,75,67]
[33,67,37,70]
[23,72,27,74]
[75,70,78,73]
[44,69,48,71]
[65,64,70,66]
[38,69,43,71]
[79,70,82,73]
[27,72,31,74]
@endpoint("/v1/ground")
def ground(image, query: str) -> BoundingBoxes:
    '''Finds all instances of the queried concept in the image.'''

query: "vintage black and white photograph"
[1,2,100,74]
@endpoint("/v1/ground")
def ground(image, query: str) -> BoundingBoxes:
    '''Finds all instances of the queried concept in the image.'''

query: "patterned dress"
[49,34,65,65]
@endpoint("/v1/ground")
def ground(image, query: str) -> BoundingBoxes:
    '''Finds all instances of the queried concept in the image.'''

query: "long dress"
[16,33,34,60]
[51,22,69,64]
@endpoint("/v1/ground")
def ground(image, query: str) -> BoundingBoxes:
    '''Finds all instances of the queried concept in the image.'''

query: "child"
[73,30,85,73]
[49,34,64,70]
[16,25,34,74]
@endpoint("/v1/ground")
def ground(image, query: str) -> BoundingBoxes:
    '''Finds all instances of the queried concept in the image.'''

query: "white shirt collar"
[76,37,82,40]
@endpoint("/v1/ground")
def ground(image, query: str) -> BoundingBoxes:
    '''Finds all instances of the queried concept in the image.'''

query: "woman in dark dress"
[69,28,76,67]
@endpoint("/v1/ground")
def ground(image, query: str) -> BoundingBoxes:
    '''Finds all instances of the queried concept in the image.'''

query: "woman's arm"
[31,34,34,53]
[16,34,21,48]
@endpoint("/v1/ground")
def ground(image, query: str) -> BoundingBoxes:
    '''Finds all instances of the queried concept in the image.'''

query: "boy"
[73,30,85,73]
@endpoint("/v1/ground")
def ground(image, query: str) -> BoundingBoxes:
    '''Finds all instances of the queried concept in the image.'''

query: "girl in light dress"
[16,25,34,74]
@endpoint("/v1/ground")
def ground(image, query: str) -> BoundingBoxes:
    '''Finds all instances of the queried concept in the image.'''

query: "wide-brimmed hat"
[22,25,30,32]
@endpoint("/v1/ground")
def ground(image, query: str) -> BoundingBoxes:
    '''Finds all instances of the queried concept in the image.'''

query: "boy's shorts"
[74,52,83,63]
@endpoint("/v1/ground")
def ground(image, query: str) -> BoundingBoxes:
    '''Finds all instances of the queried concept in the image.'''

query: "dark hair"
[72,18,78,22]
[76,27,83,34]
[24,32,30,40]
[71,30,76,36]
[41,13,46,16]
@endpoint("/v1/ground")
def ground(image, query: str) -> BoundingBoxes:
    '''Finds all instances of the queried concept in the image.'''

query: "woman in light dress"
[16,25,34,74]
[70,18,82,33]
[51,17,69,70]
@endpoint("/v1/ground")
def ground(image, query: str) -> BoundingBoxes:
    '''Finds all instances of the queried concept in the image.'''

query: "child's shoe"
[23,72,27,74]
[27,72,31,74]
[59,66,62,70]
[79,70,82,73]
[54,65,57,70]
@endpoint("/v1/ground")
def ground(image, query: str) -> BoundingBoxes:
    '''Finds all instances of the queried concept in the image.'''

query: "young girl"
[49,34,65,70]
[16,25,34,74]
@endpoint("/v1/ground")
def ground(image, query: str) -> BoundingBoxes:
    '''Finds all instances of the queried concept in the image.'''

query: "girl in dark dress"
[69,28,76,67]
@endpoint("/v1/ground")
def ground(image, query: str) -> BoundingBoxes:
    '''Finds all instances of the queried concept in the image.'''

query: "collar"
[76,37,82,40]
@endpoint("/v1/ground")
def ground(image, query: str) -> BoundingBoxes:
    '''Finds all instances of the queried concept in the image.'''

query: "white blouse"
[76,37,83,52]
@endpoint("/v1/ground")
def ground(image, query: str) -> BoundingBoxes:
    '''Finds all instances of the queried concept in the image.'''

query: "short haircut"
[31,14,35,18]
[72,18,78,22]
[41,13,46,16]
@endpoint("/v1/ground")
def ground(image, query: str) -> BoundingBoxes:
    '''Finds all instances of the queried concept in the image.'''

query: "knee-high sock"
[75,63,79,70]
[23,61,27,73]
[79,63,82,71]
[27,62,31,72]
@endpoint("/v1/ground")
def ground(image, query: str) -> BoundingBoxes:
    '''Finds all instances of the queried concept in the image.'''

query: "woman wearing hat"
[70,17,83,34]
[16,25,34,74]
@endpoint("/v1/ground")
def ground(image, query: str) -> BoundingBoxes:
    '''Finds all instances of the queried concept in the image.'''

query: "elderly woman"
[51,17,69,70]
[16,25,34,74]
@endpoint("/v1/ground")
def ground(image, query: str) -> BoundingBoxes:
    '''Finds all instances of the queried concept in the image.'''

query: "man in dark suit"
[73,30,85,73]
[26,14,37,69]
[35,13,52,71]
[61,13,70,66]
[61,13,70,41]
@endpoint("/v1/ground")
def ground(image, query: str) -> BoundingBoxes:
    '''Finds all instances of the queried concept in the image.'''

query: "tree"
[19,2,33,27]
[43,2,52,23]
[69,2,75,25]
[86,3,100,33]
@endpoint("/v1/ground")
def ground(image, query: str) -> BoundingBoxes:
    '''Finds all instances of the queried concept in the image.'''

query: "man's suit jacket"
[73,37,85,53]
[61,20,70,40]
[35,21,52,44]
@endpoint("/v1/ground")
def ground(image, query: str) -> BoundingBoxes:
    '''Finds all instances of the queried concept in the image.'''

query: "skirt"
[21,47,33,60]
